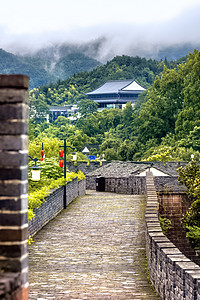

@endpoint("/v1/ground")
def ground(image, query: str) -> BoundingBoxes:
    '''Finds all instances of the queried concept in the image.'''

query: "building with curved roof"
[86,79,146,110]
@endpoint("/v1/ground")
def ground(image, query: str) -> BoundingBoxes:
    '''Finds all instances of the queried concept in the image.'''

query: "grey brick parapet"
[0,75,29,299]
[28,178,86,237]
[86,176,146,194]
[145,171,200,300]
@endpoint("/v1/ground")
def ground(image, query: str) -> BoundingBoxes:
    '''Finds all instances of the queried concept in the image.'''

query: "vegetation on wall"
[28,154,85,221]
[178,160,200,251]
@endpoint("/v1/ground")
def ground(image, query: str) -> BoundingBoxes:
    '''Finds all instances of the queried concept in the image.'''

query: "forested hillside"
[0,48,100,89]
[29,50,200,163]
[30,54,187,108]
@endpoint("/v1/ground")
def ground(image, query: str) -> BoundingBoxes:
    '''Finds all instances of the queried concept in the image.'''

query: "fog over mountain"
[0,0,199,90]
[1,3,200,63]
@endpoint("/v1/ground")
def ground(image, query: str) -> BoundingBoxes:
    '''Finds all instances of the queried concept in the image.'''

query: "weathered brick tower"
[0,75,29,299]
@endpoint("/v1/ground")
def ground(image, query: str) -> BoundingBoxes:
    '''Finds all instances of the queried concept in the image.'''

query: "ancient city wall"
[28,178,86,237]
[158,192,200,265]
[145,172,200,300]
[86,174,180,194]
[86,175,146,193]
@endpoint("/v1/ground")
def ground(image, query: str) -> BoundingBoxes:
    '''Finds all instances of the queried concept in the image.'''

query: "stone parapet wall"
[145,172,200,300]
[78,178,86,197]
[86,176,146,194]
[86,175,96,190]
[158,192,200,265]
[87,175,185,194]
[154,176,187,193]
[105,177,146,194]
[28,178,86,237]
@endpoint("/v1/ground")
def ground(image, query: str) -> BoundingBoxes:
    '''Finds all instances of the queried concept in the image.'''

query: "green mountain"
[0,48,54,89]
[30,54,188,108]
[0,40,198,90]
[0,48,101,89]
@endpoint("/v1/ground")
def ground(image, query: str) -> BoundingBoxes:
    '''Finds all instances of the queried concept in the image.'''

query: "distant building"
[85,79,145,110]
[48,105,79,122]
[81,144,100,154]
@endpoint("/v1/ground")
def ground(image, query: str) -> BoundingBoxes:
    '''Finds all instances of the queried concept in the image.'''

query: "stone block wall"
[145,172,200,300]
[105,177,146,194]
[158,192,200,265]
[28,178,86,237]
[86,175,96,190]
[86,176,146,194]
[78,178,86,197]
[0,75,29,299]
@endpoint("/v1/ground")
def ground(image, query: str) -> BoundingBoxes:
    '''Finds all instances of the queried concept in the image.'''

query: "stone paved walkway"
[28,191,159,299]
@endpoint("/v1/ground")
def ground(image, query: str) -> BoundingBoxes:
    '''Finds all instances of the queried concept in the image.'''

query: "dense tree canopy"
[29,50,200,162]
[175,49,200,138]
[29,55,166,108]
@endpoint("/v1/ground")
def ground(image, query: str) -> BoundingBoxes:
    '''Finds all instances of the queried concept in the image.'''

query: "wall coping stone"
[0,74,29,89]
[145,171,200,299]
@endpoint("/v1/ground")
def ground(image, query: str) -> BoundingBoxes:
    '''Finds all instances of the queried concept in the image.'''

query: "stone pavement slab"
[28,191,159,299]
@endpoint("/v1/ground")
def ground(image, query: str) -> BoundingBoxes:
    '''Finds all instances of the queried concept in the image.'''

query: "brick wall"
[145,172,200,300]
[86,176,146,194]
[28,178,86,237]
[158,192,200,265]
[0,75,29,299]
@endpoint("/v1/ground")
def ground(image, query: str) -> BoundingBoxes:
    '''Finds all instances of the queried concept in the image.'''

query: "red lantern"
[59,149,64,157]
[41,157,44,162]
[41,150,45,157]
[59,160,64,168]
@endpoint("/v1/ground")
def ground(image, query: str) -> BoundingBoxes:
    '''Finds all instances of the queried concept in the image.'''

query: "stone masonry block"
[0,120,28,135]
[0,227,28,242]
[0,103,28,120]
[0,180,28,196]
[0,74,29,89]
[0,89,29,103]
[0,255,28,273]
[0,244,27,258]
[0,212,27,226]
[0,166,28,180]
[0,152,28,168]
[0,74,29,294]
[0,135,28,151]
[0,196,28,211]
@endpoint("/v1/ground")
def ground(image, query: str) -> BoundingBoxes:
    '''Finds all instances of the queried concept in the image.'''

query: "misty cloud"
[1,4,200,61]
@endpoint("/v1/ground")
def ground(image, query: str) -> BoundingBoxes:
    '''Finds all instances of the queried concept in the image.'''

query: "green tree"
[29,94,49,124]
[175,49,200,138]
[78,99,98,118]
[135,65,183,144]
[178,160,200,250]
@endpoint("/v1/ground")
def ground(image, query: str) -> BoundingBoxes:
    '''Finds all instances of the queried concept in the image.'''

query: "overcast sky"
[1,0,200,57]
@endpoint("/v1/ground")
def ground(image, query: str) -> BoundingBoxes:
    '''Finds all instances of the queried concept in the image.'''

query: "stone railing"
[145,172,200,300]
[28,178,86,237]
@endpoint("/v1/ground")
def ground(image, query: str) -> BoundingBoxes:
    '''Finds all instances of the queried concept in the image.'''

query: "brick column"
[0,75,29,299]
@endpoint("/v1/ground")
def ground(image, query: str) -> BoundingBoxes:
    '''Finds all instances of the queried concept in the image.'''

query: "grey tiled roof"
[86,80,144,95]
[87,161,187,178]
